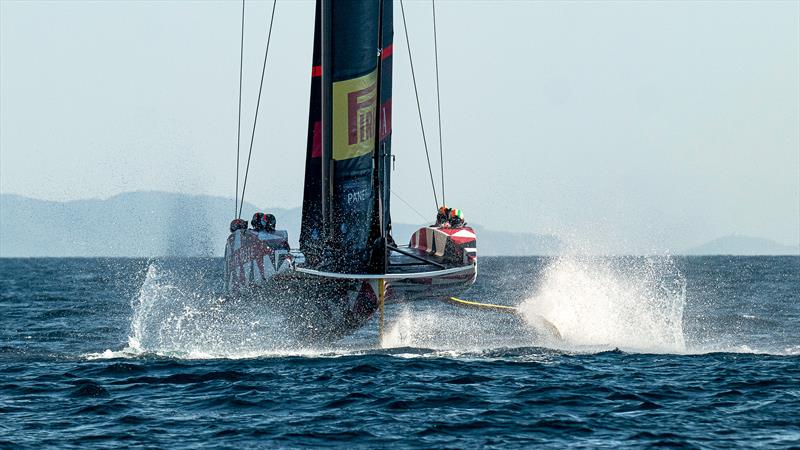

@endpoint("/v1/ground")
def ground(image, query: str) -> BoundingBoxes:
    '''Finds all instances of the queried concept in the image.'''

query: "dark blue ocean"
[1,256,798,448]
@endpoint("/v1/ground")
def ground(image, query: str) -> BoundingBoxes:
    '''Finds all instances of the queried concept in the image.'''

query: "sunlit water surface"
[1,256,798,448]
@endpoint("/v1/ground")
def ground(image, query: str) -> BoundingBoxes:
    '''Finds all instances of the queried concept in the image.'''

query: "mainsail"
[300,0,392,274]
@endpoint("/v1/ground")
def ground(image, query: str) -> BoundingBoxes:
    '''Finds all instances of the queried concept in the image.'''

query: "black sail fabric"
[299,0,323,265]
[328,1,381,273]
[300,0,386,273]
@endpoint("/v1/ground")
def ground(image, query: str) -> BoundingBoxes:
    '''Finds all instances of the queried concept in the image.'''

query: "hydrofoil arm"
[445,297,562,341]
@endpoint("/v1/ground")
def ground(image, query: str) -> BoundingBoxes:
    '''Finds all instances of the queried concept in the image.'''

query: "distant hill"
[0,192,297,257]
[684,235,799,256]
[0,192,562,257]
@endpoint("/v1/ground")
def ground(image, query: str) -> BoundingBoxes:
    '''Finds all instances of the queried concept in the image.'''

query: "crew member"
[252,211,290,251]
[251,212,267,232]
[448,208,466,228]
[229,218,248,233]
[433,206,451,227]
[263,214,277,233]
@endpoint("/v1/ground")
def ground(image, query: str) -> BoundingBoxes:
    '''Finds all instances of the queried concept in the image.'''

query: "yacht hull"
[224,227,477,341]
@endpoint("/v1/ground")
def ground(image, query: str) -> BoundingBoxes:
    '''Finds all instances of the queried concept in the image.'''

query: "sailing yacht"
[224,0,477,341]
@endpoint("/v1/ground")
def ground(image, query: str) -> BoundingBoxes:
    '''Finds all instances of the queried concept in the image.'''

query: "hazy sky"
[2,0,798,252]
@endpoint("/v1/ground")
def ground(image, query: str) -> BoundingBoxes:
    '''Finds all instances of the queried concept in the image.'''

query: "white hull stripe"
[293,264,475,280]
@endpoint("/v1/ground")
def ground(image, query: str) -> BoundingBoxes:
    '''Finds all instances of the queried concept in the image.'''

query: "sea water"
[1,256,798,448]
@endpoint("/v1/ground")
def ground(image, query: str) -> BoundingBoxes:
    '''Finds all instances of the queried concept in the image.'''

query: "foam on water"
[381,308,490,351]
[519,255,687,353]
[380,305,545,352]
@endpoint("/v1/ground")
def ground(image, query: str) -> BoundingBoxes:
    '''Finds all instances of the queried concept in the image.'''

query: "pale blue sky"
[1,0,798,253]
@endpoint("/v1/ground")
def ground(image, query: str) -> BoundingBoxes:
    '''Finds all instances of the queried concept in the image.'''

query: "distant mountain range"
[683,235,799,256]
[3,192,795,257]
[0,192,562,257]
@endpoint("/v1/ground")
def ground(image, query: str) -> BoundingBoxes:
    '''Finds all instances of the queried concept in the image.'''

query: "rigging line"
[400,0,439,212]
[391,189,430,224]
[235,0,245,218]
[238,0,277,219]
[432,0,445,207]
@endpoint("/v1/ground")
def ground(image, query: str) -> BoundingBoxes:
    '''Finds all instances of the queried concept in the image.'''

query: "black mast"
[369,0,387,274]
[378,0,394,245]
[320,0,333,244]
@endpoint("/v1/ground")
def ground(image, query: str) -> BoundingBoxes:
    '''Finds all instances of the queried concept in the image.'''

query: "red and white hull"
[224,226,477,341]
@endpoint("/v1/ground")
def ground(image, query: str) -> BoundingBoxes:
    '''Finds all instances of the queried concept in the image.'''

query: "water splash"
[91,255,792,360]
[519,256,687,353]
[363,256,688,354]
[93,262,327,359]
[380,305,544,352]
[380,307,478,350]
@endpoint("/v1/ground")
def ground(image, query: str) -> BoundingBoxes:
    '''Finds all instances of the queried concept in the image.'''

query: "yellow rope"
[447,297,562,340]
[447,297,519,314]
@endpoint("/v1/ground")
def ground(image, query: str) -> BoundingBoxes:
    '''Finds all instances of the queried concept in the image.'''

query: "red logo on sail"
[347,84,377,145]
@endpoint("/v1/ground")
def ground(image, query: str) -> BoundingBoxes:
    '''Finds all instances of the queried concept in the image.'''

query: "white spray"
[519,256,687,353]
[112,262,317,359]
[93,254,690,360]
